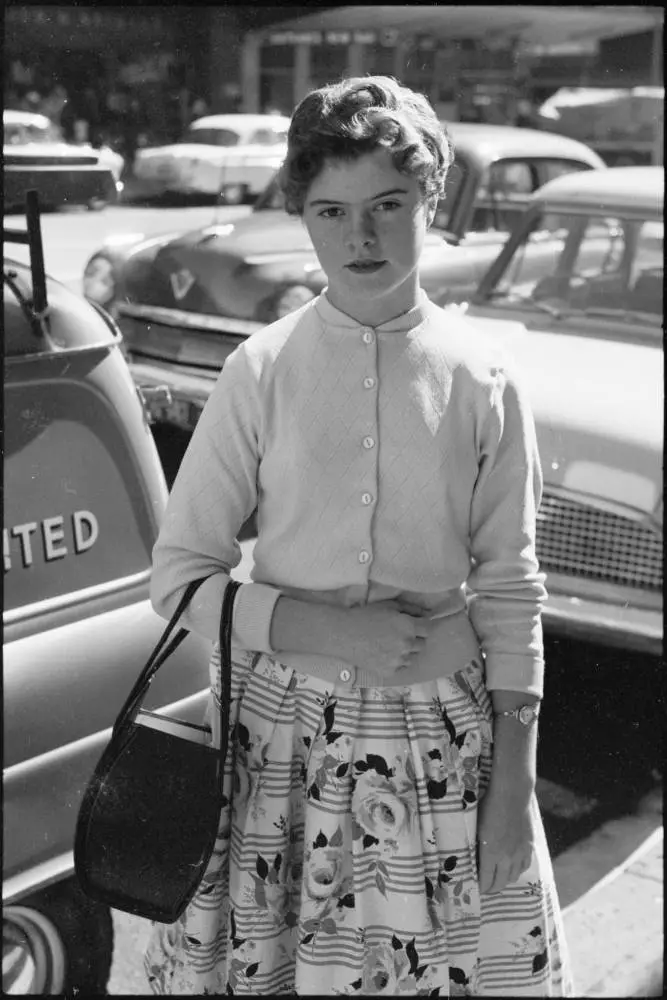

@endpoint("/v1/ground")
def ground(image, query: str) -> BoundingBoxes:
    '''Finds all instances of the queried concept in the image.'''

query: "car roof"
[444,121,604,167]
[533,165,664,212]
[4,109,51,129]
[4,258,118,358]
[190,113,291,132]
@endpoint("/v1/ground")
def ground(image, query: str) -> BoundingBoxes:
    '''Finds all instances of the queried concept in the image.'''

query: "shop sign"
[267,29,381,46]
[268,30,324,46]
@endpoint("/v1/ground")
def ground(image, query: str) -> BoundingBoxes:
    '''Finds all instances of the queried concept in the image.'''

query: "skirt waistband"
[233,609,482,691]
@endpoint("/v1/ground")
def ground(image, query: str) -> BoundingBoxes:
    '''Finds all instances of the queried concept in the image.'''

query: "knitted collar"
[315,289,431,334]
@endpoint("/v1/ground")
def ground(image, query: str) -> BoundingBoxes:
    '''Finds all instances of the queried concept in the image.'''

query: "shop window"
[366,43,396,77]
[260,44,295,71]
[309,43,349,87]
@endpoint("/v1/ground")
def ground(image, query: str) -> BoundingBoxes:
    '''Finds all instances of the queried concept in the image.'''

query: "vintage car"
[131,112,291,204]
[3,109,121,213]
[465,165,663,655]
[82,122,603,433]
[2,193,221,994]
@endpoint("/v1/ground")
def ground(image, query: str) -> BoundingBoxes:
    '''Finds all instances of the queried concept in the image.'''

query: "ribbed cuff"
[483,653,545,699]
[232,582,283,653]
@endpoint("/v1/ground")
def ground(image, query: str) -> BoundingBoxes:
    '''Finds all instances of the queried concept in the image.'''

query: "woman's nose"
[346,211,377,251]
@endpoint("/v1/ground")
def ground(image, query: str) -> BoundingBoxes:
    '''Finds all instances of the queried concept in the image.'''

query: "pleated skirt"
[144,648,573,996]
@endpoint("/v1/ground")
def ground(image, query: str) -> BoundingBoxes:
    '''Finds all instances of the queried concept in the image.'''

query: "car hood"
[124,211,451,319]
[465,315,663,517]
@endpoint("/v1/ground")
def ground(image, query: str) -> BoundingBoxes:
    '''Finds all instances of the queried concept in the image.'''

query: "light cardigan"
[151,291,548,697]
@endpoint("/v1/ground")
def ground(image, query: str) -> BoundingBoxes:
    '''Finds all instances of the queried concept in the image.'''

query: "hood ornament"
[170,268,196,301]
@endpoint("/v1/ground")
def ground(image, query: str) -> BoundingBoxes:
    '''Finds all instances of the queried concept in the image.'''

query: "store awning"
[258,5,663,52]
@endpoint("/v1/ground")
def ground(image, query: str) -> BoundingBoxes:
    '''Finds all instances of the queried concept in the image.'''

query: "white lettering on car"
[42,516,68,561]
[73,510,99,553]
[10,522,38,568]
[3,510,100,570]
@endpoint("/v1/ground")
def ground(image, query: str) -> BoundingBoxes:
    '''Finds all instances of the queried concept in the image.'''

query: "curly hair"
[279,76,454,216]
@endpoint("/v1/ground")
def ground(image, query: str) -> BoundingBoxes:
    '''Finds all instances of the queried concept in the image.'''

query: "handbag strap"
[112,577,207,737]
[218,579,242,797]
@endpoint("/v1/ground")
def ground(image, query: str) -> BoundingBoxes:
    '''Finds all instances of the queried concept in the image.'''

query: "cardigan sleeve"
[466,361,548,697]
[150,345,282,649]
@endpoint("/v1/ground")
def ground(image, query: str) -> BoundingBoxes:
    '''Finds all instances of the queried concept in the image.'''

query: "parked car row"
[3,109,123,213]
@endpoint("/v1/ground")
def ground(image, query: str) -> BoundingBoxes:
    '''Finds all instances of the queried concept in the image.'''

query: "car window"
[470,159,538,233]
[432,157,467,232]
[469,158,592,235]
[4,122,58,145]
[481,209,663,333]
[247,128,288,146]
[4,370,155,614]
[181,127,240,147]
[540,159,595,184]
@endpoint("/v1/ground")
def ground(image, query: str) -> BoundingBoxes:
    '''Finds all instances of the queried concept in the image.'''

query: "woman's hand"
[477,780,537,894]
[337,601,431,678]
[270,596,431,679]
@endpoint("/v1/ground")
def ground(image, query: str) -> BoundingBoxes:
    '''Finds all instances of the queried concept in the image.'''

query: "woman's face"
[302,147,436,325]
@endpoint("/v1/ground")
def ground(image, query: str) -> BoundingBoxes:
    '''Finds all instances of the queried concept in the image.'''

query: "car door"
[3,343,213,885]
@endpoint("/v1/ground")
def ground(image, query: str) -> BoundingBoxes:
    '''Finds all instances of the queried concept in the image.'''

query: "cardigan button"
[339,668,352,682]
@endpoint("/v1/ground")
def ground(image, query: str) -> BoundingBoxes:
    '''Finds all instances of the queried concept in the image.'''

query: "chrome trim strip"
[4,690,209,783]
[3,569,152,626]
[118,302,262,337]
[543,592,662,649]
[3,852,74,903]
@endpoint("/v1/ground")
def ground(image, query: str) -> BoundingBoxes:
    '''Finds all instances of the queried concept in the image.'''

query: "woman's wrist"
[269,595,348,660]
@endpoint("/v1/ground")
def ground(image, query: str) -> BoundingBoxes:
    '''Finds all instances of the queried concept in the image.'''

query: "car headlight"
[272,284,316,320]
[83,255,116,307]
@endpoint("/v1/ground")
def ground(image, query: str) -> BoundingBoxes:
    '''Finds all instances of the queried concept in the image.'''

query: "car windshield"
[480,209,663,337]
[4,121,62,145]
[179,127,241,147]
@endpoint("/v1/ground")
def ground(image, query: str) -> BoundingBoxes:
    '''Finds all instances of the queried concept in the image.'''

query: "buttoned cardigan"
[150,291,548,697]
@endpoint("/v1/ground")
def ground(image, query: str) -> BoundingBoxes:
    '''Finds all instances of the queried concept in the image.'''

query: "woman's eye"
[376,200,401,212]
[319,207,344,219]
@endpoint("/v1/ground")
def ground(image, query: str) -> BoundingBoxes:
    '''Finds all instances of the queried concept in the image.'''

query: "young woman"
[144,76,572,996]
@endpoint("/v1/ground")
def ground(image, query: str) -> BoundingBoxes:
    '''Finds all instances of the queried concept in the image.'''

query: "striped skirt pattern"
[144,649,573,996]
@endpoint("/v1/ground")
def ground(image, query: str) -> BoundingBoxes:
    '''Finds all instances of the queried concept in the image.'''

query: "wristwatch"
[494,703,541,726]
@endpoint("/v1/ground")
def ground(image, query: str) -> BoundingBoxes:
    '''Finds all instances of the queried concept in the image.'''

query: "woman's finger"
[478,842,496,894]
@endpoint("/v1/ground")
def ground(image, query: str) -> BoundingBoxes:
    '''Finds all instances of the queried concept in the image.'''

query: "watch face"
[519,705,538,725]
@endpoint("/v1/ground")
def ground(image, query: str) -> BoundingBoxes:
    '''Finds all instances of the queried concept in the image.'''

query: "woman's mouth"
[346,260,387,274]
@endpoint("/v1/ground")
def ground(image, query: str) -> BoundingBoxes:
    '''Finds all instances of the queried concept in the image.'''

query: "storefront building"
[237,6,663,127]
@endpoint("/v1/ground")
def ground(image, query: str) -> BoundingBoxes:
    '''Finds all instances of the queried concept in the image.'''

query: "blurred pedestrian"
[144,75,573,996]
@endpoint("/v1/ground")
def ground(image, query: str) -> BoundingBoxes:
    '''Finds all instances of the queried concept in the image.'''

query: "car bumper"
[542,589,662,655]
[4,165,118,210]
[129,359,218,432]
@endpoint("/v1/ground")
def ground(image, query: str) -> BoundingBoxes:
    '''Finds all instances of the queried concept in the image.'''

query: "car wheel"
[87,198,108,212]
[219,182,247,206]
[3,878,114,995]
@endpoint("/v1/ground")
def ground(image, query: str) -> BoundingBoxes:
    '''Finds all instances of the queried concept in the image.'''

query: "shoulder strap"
[112,577,207,737]
[218,579,243,792]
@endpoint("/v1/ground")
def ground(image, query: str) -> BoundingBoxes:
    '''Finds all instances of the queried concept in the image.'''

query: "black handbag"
[74,576,242,924]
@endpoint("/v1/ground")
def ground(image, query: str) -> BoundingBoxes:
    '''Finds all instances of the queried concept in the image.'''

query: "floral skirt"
[144,649,573,996]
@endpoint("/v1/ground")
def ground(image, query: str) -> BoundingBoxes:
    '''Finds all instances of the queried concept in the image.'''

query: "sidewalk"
[561,823,663,997]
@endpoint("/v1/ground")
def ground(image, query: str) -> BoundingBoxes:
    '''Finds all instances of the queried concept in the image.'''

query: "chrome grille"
[537,492,663,592]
